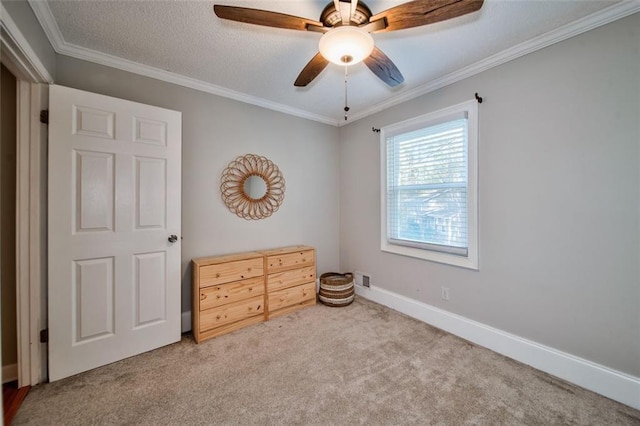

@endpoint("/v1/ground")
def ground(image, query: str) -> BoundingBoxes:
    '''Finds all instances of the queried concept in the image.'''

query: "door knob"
[168,235,178,243]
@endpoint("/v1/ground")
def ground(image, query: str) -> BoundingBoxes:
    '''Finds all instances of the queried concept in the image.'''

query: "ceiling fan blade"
[369,0,484,33]
[214,5,324,31]
[294,53,329,87]
[364,47,404,87]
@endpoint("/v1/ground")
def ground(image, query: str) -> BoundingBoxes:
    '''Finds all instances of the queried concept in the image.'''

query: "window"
[381,100,478,269]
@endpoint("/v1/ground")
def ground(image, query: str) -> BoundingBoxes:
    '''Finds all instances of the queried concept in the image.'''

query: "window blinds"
[386,117,469,256]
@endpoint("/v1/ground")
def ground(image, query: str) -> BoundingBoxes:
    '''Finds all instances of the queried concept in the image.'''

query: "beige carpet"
[13,298,640,425]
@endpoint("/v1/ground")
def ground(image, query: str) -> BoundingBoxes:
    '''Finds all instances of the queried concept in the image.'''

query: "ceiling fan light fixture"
[318,26,374,66]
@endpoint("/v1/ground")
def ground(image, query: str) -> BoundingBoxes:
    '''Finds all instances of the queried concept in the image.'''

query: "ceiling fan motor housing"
[320,0,373,27]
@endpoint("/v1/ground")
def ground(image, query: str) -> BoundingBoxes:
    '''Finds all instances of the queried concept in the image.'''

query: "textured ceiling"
[38,0,624,124]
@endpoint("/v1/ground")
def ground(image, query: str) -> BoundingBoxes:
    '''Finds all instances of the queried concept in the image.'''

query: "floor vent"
[362,275,370,288]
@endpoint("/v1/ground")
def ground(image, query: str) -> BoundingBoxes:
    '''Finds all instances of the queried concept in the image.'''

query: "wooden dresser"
[192,245,316,343]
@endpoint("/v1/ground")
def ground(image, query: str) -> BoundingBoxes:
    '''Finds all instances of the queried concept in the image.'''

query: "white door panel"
[74,150,115,232]
[48,85,182,381]
[135,157,166,228]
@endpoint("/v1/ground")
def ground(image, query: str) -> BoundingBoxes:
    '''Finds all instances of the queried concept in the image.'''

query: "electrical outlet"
[441,287,450,301]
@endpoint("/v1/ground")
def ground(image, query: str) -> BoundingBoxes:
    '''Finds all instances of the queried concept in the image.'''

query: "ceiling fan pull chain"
[344,65,350,121]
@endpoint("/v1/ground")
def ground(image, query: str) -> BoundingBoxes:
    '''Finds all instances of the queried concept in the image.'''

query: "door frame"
[1,3,53,386]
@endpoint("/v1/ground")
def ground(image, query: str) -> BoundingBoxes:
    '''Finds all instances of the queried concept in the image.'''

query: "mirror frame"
[220,154,285,220]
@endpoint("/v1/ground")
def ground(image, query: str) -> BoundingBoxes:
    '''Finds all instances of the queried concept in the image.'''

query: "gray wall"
[17,3,640,380]
[339,13,640,376]
[55,56,341,314]
[2,0,56,80]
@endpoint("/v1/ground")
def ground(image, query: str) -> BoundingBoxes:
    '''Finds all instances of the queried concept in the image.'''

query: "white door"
[48,85,182,381]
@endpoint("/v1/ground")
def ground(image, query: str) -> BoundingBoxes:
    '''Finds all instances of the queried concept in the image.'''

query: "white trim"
[181,311,191,334]
[345,1,640,124]
[355,285,640,410]
[25,0,65,53]
[380,100,479,270]
[62,43,338,126]
[15,81,45,387]
[28,83,45,385]
[27,0,640,127]
[1,8,48,385]
[2,364,18,384]
[0,2,53,83]
[16,80,32,388]
[26,0,338,127]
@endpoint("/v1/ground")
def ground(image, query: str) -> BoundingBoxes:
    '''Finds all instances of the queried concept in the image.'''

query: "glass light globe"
[318,26,374,66]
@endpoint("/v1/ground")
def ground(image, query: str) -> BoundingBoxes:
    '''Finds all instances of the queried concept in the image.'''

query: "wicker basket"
[318,272,355,307]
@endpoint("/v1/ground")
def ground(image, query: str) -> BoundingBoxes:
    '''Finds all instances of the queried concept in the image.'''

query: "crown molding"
[28,0,639,127]
[1,2,53,83]
[58,41,340,126]
[344,0,640,125]
[26,0,64,54]
[26,0,340,126]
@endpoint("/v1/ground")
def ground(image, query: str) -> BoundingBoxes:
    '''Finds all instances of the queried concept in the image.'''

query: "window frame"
[380,100,479,270]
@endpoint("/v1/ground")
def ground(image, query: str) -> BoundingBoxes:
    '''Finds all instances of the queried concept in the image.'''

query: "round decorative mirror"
[220,154,285,220]
[243,175,268,200]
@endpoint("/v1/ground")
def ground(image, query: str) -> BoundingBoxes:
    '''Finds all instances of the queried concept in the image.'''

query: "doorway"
[0,8,53,423]
[1,61,31,425]
[1,64,18,384]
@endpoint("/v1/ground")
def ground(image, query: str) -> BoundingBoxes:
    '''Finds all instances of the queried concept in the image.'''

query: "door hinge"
[40,329,48,343]
[40,109,49,124]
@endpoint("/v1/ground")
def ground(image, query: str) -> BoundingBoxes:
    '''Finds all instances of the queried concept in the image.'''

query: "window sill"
[381,240,478,270]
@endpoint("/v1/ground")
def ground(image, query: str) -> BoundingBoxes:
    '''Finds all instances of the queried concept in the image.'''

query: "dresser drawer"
[266,249,315,273]
[268,281,315,313]
[267,266,315,293]
[199,257,263,288]
[199,295,264,333]
[199,276,264,311]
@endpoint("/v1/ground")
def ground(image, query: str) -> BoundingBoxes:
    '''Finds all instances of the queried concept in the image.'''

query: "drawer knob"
[216,295,221,299]
[200,293,207,300]
[216,273,220,278]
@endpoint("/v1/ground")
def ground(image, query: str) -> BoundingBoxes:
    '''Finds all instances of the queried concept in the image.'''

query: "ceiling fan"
[213,0,484,88]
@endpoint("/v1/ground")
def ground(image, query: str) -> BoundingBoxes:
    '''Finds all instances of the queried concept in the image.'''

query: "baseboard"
[181,311,191,334]
[2,363,18,384]
[354,284,640,410]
